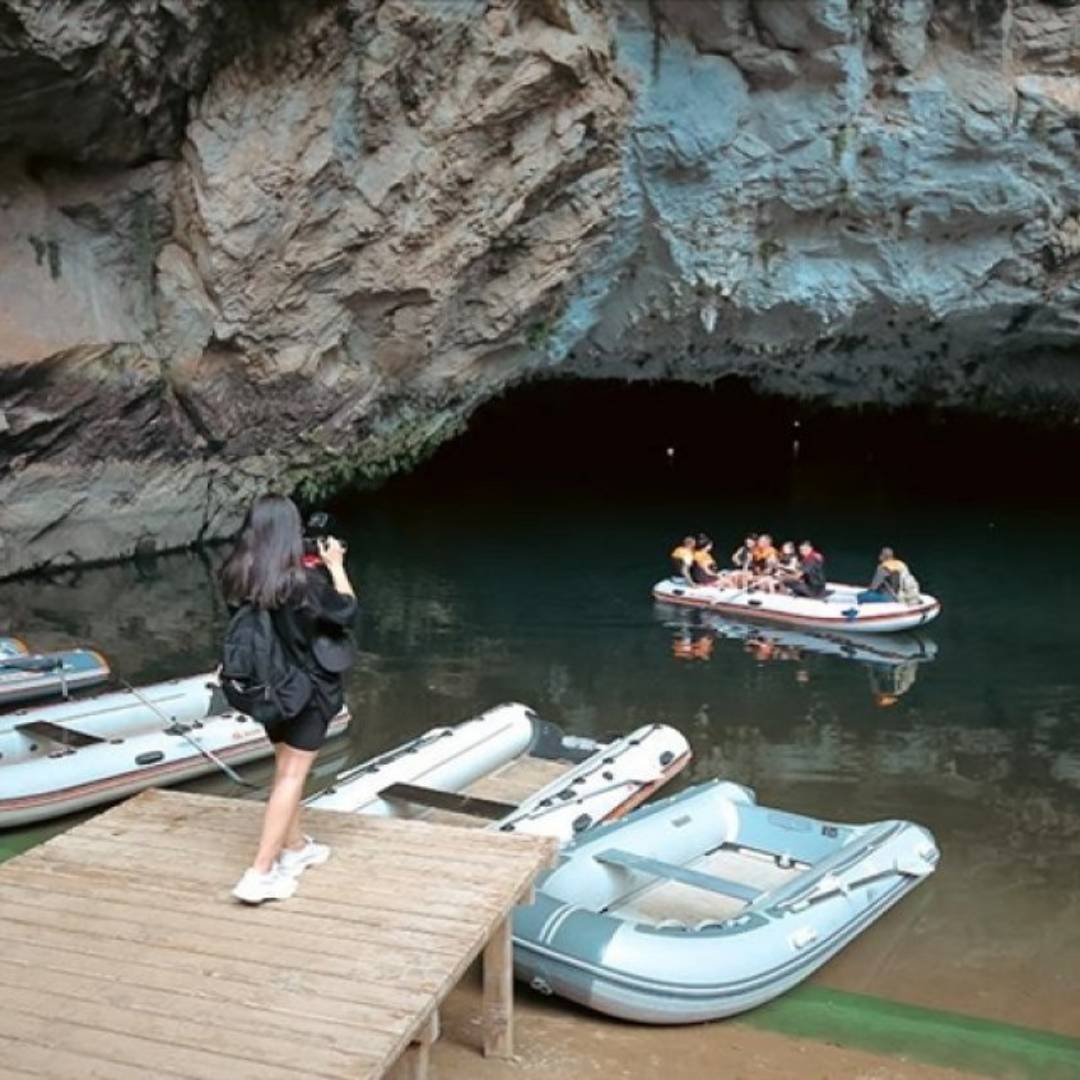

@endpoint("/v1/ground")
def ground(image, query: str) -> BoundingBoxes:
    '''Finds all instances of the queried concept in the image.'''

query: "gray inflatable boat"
[513,780,939,1023]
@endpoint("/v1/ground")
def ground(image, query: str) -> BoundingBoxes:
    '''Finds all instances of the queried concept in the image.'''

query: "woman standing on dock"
[220,495,358,904]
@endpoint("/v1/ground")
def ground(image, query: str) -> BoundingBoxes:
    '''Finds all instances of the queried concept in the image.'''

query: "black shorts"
[263,682,341,752]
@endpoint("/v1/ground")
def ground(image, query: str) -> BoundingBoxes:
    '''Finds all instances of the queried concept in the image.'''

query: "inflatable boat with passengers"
[653,578,941,634]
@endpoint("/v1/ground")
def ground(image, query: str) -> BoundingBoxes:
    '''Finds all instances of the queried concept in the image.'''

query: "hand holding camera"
[304,512,356,599]
[317,536,346,569]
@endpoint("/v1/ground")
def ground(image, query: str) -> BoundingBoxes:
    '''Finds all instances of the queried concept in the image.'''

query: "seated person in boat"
[728,533,758,588]
[749,533,780,593]
[690,534,724,586]
[773,541,801,585]
[857,547,910,603]
[670,535,697,583]
[787,540,828,598]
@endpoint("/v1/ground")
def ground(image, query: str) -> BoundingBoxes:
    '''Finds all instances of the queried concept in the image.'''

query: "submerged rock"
[1,0,1080,576]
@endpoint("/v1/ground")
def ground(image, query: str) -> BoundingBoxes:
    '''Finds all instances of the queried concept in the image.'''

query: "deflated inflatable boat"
[513,780,939,1023]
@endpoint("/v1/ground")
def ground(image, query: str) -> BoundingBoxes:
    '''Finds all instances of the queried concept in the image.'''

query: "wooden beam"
[386,1010,439,1080]
[482,915,514,1059]
[380,782,517,820]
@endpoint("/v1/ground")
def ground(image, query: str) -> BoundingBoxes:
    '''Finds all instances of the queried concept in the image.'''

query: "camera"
[303,511,346,558]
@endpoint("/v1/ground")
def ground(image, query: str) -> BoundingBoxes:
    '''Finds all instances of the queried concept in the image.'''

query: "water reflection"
[2,502,1080,1033]
[659,604,937,707]
[0,552,226,682]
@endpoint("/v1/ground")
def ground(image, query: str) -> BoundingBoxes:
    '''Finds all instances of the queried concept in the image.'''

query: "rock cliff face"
[1,0,1079,576]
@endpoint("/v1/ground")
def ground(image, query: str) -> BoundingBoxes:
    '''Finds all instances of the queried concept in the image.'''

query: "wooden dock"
[0,788,558,1079]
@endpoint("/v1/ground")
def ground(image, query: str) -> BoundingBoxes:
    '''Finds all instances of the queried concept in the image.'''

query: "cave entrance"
[354,377,1080,509]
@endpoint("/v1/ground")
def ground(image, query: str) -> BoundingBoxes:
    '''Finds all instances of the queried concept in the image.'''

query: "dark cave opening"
[361,378,1080,509]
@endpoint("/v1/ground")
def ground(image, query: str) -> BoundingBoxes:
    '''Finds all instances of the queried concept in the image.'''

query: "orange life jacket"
[751,545,777,570]
[693,549,718,572]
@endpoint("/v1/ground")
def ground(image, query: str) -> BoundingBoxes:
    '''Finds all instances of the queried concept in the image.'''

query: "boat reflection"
[661,606,938,704]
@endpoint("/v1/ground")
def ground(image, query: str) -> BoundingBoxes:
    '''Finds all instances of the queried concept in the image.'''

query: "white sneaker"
[279,836,331,877]
[231,864,298,904]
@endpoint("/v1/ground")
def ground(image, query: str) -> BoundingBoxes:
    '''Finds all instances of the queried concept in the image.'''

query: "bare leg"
[284,795,306,853]
[252,743,318,874]
[275,743,308,853]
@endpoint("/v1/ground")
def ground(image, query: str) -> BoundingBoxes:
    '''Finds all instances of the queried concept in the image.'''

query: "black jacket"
[270,568,358,681]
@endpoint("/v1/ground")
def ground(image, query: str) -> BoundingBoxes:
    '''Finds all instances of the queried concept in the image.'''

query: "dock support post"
[387,1009,439,1080]
[483,913,514,1058]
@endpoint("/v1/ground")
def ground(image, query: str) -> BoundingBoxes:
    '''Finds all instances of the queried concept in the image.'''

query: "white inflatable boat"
[513,780,939,1023]
[0,642,112,708]
[0,674,350,828]
[308,704,692,845]
[654,577,941,634]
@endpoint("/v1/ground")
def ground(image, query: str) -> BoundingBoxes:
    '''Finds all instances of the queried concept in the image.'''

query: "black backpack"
[220,605,314,725]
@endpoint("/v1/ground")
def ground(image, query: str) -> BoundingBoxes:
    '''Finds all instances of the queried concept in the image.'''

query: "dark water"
[3,382,1080,1036]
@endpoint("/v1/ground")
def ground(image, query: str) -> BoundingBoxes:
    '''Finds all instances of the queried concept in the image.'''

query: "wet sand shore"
[435,972,980,1080]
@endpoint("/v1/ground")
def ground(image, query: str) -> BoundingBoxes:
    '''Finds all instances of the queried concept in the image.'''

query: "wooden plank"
[106,789,553,857]
[25,835,524,914]
[42,826,541,895]
[70,812,552,872]
[0,958,397,1055]
[380,781,517,819]
[0,877,474,962]
[417,756,571,828]
[0,936,413,1037]
[0,904,455,1000]
[483,914,515,1059]
[0,851,540,1010]
[0,1041,44,1080]
[0,919,430,1014]
[35,833,540,925]
[0,1007,309,1080]
[14,719,104,746]
[0,1033,165,1080]
[0,867,477,955]
[0,788,557,1080]
[0,980,377,1077]
[20,844,510,930]
[466,755,570,805]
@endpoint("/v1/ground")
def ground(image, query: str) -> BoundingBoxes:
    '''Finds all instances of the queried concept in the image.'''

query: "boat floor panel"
[609,847,801,927]
[422,757,569,830]
[13,720,106,748]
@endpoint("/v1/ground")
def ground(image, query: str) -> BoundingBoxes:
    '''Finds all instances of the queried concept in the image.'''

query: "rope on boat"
[117,676,260,789]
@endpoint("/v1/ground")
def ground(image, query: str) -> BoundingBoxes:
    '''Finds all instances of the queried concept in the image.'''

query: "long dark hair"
[220,494,307,609]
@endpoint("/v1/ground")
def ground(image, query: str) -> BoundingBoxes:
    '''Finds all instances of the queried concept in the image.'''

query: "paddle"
[115,676,260,790]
